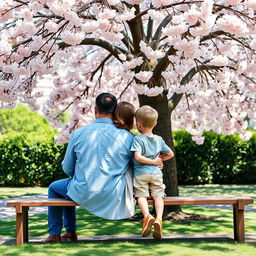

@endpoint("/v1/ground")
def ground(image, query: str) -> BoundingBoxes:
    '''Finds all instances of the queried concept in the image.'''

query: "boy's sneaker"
[142,214,155,237]
[153,219,163,240]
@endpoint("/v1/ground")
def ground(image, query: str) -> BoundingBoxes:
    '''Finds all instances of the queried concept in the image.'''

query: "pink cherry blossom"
[83,21,99,32]
[22,8,33,22]
[217,15,249,36]
[148,10,165,21]
[184,8,200,25]
[239,131,252,141]
[209,56,229,66]
[61,31,84,46]
[107,0,120,5]
[123,57,144,70]
[152,0,174,8]
[245,0,256,8]
[102,31,123,42]
[125,0,144,4]
[45,21,59,33]
[28,2,44,12]
[139,41,165,60]
[17,45,32,57]
[162,24,188,37]
[0,7,13,22]
[226,0,242,5]
[135,71,153,83]
[145,86,164,97]
[0,0,255,147]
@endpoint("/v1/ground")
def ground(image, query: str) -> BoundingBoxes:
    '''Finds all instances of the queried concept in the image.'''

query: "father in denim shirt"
[44,93,135,243]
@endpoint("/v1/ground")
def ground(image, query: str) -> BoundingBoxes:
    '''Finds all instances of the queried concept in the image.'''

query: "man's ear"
[94,107,98,115]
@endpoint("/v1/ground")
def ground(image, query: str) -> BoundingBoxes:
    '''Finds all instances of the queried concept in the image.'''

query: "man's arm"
[62,133,77,177]
[134,151,162,166]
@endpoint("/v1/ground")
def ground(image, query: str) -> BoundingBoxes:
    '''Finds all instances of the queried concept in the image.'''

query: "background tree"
[0,104,53,134]
[0,0,256,214]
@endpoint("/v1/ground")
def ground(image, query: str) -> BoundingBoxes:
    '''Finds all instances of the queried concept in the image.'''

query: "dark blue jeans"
[48,178,76,236]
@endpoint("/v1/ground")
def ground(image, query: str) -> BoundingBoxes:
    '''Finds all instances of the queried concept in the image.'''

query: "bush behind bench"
[174,130,256,184]
[0,130,255,186]
[0,132,66,186]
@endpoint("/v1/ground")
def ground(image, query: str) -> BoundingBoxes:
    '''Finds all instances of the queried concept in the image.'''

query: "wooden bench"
[6,196,253,245]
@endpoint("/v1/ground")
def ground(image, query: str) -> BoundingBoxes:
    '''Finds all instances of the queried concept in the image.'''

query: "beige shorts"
[133,173,165,198]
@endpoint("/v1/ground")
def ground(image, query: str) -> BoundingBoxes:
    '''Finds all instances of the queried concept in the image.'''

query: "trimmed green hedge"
[0,130,255,186]
[174,130,256,185]
[0,132,66,186]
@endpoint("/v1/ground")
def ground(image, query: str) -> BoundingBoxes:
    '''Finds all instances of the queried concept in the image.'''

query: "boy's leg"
[150,174,165,240]
[152,196,164,240]
[134,174,155,237]
[152,196,164,221]
[138,197,155,237]
[137,197,150,218]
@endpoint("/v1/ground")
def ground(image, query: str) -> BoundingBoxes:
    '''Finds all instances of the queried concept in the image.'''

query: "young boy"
[131,105,174,240]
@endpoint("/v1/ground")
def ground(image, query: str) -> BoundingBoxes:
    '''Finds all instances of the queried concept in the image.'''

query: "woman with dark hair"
[114,101,135,131]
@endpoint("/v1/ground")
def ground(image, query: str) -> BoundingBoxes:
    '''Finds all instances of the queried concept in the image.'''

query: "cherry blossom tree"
[1,0,256,213]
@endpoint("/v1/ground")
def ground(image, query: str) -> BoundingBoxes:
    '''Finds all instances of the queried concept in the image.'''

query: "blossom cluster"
[0,0,256,145]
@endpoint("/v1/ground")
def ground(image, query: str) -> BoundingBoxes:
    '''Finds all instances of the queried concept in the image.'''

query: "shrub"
[1,128,256,186]
[0,132,67,186]
[174,130,256,185]
[174,130,213,184]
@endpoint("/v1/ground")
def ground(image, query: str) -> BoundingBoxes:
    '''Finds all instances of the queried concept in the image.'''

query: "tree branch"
[90,53,112,81]
[127,5,145,54]
[201,30,253,52]
[152,15,172,49]
[200,30,227,42]
[129,1,203,22]
[146,17,153,42]
[149,46,176,87]
[169,65,221,111]
[58,38,127,61]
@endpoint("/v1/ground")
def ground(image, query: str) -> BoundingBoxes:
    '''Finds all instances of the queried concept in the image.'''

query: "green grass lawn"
[0,187,47,199]
[1,205,255,237]
[0,241,256,256]
[0,185,255,255]
[179,184,256,207]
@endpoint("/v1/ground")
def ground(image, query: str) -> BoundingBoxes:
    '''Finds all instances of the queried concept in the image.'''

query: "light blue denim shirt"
[62,118,135,220]
[131,134,171,176]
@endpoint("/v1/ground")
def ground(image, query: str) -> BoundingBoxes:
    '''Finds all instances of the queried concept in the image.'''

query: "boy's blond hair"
[135,105,158,128]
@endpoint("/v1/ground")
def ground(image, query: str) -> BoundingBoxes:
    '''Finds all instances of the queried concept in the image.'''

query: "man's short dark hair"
[95,93,117,115]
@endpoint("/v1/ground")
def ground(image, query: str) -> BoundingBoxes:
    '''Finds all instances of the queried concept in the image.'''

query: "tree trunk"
[138,93,180,213]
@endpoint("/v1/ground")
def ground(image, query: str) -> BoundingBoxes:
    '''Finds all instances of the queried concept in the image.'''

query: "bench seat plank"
[7,196,253,207]
[6,196,253,245]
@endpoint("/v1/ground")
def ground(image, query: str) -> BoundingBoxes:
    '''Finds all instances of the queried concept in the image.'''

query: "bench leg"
[16,206,29,245]
[23,207,29,243]
[233,204,245,242]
